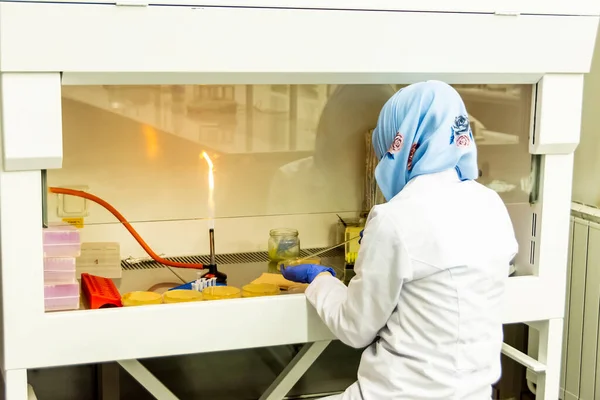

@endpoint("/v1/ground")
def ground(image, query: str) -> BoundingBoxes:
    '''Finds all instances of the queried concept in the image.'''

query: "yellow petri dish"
[242,283,280,298]
[163,290,203,304]
[287,283,309,294]
[122,291,162,306]
[281,257,321,270]
[202,286,241,301]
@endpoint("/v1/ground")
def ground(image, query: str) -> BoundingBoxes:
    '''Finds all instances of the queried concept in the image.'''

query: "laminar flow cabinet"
[0,1,598,399]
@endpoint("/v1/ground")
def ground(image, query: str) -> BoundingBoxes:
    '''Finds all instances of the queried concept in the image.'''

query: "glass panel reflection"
[53,84,532,227]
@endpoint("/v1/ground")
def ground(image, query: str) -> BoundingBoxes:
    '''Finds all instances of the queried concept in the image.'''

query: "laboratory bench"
[44,249,353,400]
[66,248,348,310]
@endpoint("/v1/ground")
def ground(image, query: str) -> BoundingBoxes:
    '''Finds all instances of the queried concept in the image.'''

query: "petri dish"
[163,290,203,304]
[280,257,321,270]
[242,283,280,298]
[287,283,309,294]
[122,291,162,306]
[202,286,241,301]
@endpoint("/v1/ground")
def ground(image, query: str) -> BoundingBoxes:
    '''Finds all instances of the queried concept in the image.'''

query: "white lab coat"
[307,169,518,400]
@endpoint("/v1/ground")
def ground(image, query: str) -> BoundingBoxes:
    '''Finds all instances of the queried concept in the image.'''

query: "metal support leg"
[98,363,120,400]
[257,347,295,376]
[26,385,36,400]
[117,359,179,400]
[3,369,28,400]
[259,340,331,400]
[536,318,564,400]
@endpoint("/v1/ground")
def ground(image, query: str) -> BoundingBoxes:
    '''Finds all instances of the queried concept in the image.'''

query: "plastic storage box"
[44,257,76,284]
[44,270,76,284]
[44,282,79,297]
[45,296,80,312]
[44,282,80,311]
[43,225,81,257]
[44,257,76,270]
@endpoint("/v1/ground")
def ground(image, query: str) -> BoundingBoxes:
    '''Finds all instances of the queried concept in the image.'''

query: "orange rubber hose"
[49,187,205,270]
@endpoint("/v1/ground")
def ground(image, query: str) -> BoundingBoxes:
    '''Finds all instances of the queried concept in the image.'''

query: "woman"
[281,81,518,400]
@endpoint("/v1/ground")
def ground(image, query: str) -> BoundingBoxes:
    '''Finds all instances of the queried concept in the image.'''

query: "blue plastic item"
[168,281,226,291]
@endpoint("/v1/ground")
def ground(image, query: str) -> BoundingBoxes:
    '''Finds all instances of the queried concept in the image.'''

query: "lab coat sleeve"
[305,206,411,348]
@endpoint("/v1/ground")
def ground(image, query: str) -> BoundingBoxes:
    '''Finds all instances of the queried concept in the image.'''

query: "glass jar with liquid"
[268,228,300,262]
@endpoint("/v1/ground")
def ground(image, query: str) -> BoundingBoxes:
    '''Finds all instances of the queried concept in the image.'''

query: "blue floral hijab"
[372,81,479,201]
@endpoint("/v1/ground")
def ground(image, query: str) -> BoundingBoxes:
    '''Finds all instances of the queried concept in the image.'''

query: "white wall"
[573,25,600,206]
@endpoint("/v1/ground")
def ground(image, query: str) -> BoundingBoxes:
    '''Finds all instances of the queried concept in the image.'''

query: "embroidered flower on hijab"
[450,114,471,146]
[456,135,470,148]
[388,131,404,154]
[407,143,418,170]
[453,115,470,134]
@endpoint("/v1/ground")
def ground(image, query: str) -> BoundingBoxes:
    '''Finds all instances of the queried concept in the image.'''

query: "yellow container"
[345,226,363,264]
[202,286,241,301]
[242,283,280,298]
[163,290,203,304]
[122,291,162,307]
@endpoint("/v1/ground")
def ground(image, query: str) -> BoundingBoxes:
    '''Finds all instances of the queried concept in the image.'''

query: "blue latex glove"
[280,264,336,284]
[359,229,364,244]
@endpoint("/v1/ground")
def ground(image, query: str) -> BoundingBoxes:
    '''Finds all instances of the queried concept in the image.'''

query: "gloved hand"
[359,229,364,244]
[280,264,336,284]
